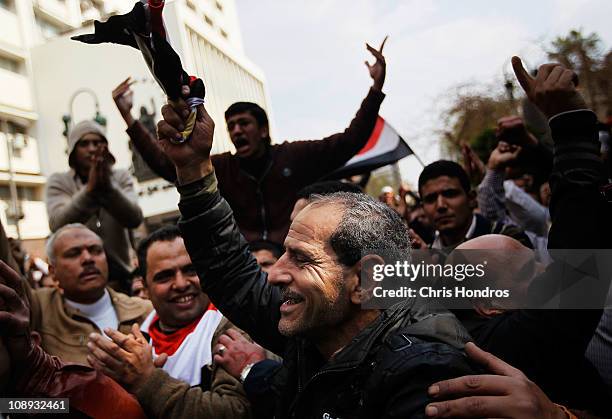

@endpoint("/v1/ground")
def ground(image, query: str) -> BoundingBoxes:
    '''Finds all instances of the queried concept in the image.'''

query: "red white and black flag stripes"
[329,116,414,179]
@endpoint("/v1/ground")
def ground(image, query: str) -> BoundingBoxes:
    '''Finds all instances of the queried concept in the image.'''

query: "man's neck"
[440,218,474,248]
[315,310,381,361]
[65,289,106,305]
[239,145,270,177]
[157,320,181,334]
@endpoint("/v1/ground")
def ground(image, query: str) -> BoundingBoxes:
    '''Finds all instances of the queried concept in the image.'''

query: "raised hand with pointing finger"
[366,36,388,92]
[511,56,587,119]
[112,77,136,127]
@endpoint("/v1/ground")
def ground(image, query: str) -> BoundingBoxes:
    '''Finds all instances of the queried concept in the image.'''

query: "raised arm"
[477,141,522,224]
[287,38,388,181]
[156,98,284,354]
[112,77,178,182]
[511,57,606,249]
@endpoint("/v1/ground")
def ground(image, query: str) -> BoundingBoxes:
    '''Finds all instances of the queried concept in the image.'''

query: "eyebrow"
[62,243,101,253]
[424,187,461,198]
[286,245,317,263]
[151,264,196,282]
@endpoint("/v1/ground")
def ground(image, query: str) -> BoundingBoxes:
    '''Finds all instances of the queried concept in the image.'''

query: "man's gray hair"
[309,192,411,266]
[46,223,100,264]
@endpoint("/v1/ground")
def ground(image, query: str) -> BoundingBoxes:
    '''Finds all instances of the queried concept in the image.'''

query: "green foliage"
[547,29,610,118]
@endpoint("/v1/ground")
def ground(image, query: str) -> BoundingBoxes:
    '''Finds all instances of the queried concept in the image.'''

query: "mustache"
[79,266,101,277]
[280,288,303,301]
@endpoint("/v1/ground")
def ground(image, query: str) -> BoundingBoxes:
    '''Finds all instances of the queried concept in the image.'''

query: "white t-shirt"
[65,289,119,337]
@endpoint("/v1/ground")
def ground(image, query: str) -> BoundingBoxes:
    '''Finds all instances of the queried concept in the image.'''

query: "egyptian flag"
[72,1,204,141]
[329,116,414,179]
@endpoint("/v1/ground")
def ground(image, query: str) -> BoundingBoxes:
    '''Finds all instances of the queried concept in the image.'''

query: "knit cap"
[67,120,115,167]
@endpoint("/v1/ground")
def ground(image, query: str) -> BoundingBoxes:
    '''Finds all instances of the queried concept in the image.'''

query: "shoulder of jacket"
[46,171,73,185]
[32,286,59,307]
[375,334,468,373]
[108,288,152,318]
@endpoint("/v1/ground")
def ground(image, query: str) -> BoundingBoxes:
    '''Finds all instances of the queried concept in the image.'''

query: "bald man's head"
[455,234,527,252]
[450,234,539,314]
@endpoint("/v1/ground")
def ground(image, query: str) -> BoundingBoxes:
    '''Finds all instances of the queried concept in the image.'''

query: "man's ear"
[260,124,269,140]
[348,254,385,305]
[48,264,55,277]
[30,331,42,347]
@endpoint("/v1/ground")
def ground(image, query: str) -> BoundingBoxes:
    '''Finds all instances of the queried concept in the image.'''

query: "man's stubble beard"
[277,274,352,340]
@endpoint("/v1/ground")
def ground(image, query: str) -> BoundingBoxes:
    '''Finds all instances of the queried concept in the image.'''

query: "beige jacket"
[45,168,143,274]
[30,286,152,365]
[135,317,252,419]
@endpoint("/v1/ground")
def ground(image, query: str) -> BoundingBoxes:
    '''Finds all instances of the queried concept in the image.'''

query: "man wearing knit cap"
[45,120,143,291]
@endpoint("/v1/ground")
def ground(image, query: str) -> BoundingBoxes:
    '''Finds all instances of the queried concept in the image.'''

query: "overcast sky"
[234,0,612,185]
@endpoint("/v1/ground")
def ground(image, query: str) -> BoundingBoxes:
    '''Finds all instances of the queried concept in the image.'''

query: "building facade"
[0,0,271,254]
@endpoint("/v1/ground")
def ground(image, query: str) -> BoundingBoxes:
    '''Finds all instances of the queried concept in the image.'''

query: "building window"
[0,55,21,74]
[204,14,213,26]
[186,0,196,12]
[215,1,223,12]
[220,28,227,39]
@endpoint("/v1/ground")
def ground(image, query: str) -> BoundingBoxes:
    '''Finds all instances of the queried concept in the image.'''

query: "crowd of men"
[0,37,611,419]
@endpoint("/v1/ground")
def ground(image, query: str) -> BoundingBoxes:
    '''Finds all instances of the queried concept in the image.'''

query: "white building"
[0,0,271,254]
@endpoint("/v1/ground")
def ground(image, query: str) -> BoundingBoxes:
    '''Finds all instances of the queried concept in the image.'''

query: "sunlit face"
[144,237,208,330]
[268,203,353,338]
[225,112,268,158]
[252,249,278,274]
[50,228,108,304]
[73,133,107,172]
[421,176,473,236]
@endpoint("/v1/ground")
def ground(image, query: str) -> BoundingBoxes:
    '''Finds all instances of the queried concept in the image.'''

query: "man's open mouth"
[281,290,305,309]
[171,294,196,304]
[233,137,249,149]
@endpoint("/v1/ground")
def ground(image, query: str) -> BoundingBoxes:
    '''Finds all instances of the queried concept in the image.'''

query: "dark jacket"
[458,110,612,413]
[128,88,385,244]
[431,213,533,253]
[177,177,477,418]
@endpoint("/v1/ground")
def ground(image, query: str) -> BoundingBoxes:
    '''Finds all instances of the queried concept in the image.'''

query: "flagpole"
[410,149,426,168]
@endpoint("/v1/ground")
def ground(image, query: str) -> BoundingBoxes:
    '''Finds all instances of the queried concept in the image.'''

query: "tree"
[437,83,514,160]
[437,29,611,162]
[547,29,611,119]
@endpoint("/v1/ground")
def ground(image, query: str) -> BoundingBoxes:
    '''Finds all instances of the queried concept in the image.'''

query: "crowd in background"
[0,34,611,419]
